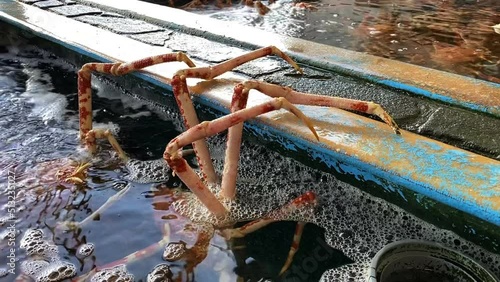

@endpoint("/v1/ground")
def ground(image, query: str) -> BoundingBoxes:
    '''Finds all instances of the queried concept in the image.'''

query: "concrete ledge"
[1,1,499,230]
[77,0,500,117]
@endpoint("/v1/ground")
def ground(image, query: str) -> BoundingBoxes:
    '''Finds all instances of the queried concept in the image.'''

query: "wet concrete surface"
[127,30,173,46]
[7,0,500,160]
[50,4,101,17]
[33,0,63,8]
[76,15,164,34]
[18,0,42,3]
[166,32,248,63]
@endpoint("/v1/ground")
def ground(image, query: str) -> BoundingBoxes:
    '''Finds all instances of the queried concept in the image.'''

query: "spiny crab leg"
[164,97,318,218]
[78,52,196,151]
[218,84,249,200]
[239,80,401,134]
[171,46,302,184]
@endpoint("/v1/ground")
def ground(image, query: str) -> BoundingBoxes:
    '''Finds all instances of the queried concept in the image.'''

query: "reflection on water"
[305,0,500,83]
[183,0,500,83]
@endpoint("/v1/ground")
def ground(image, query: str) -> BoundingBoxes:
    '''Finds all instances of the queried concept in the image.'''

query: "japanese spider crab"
[67,46,399,280]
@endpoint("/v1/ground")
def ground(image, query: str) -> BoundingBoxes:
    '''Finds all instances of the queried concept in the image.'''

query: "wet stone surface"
[101,12,125,18]
[166,33,247,63]
[50,4,102,17]
[33,0,64,8]
[127,30,173,46]
[75,15,164,34]
[233,57,291,78]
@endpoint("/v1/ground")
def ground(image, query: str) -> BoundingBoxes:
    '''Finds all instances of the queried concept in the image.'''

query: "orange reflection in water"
[307,0,499,83]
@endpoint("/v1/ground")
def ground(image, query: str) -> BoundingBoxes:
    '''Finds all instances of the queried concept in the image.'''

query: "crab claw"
[281,99,320,141]
[58,162,91,184]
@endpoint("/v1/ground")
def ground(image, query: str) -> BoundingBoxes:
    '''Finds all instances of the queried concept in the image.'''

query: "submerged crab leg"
[72,223,171,282]
[78,52,196,149]
[221,191,317,239]
[164,98,318,217]
[239,80,400,134]
[172,46,302,184]
[222,192,316,274]
[279,221,306,275]
[58,184,132,230]
[85,129,128,162]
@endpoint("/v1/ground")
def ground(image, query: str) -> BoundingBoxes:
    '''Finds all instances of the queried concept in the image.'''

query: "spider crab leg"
[164,98,318,218]
[221,191,317,275]
[219,79,399,200]
[238,80,401,134]
[171,46,302,184]
[85,129,128,162]
[78,52,196,154]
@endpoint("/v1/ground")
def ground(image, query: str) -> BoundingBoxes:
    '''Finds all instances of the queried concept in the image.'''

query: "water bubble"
[90,265,133,282]
[147,264,172,282]
[78,243,95,257]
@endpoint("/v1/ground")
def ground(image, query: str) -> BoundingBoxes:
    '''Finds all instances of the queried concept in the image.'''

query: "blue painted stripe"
[294,53,500,117]
[378,79,499,116]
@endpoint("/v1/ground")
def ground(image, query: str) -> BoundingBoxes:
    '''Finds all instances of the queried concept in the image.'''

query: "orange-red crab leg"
[78,52,196,147]
[219,79,398,200]
[171,46,302,184]
[219,84,249,199]
[279,221,306,275]
[238,80,400,134]
[85,129,128,162]
[164,98,318,218]
[222,192,316,274]
[221,191,316,239]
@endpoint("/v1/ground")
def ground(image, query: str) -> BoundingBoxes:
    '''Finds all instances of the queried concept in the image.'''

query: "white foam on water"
[94,78,149,111]
[92,121,121,136]
[90,265,133,282]
[21,68,68,123]
[19,229,76,282]
[166,136,500,281]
